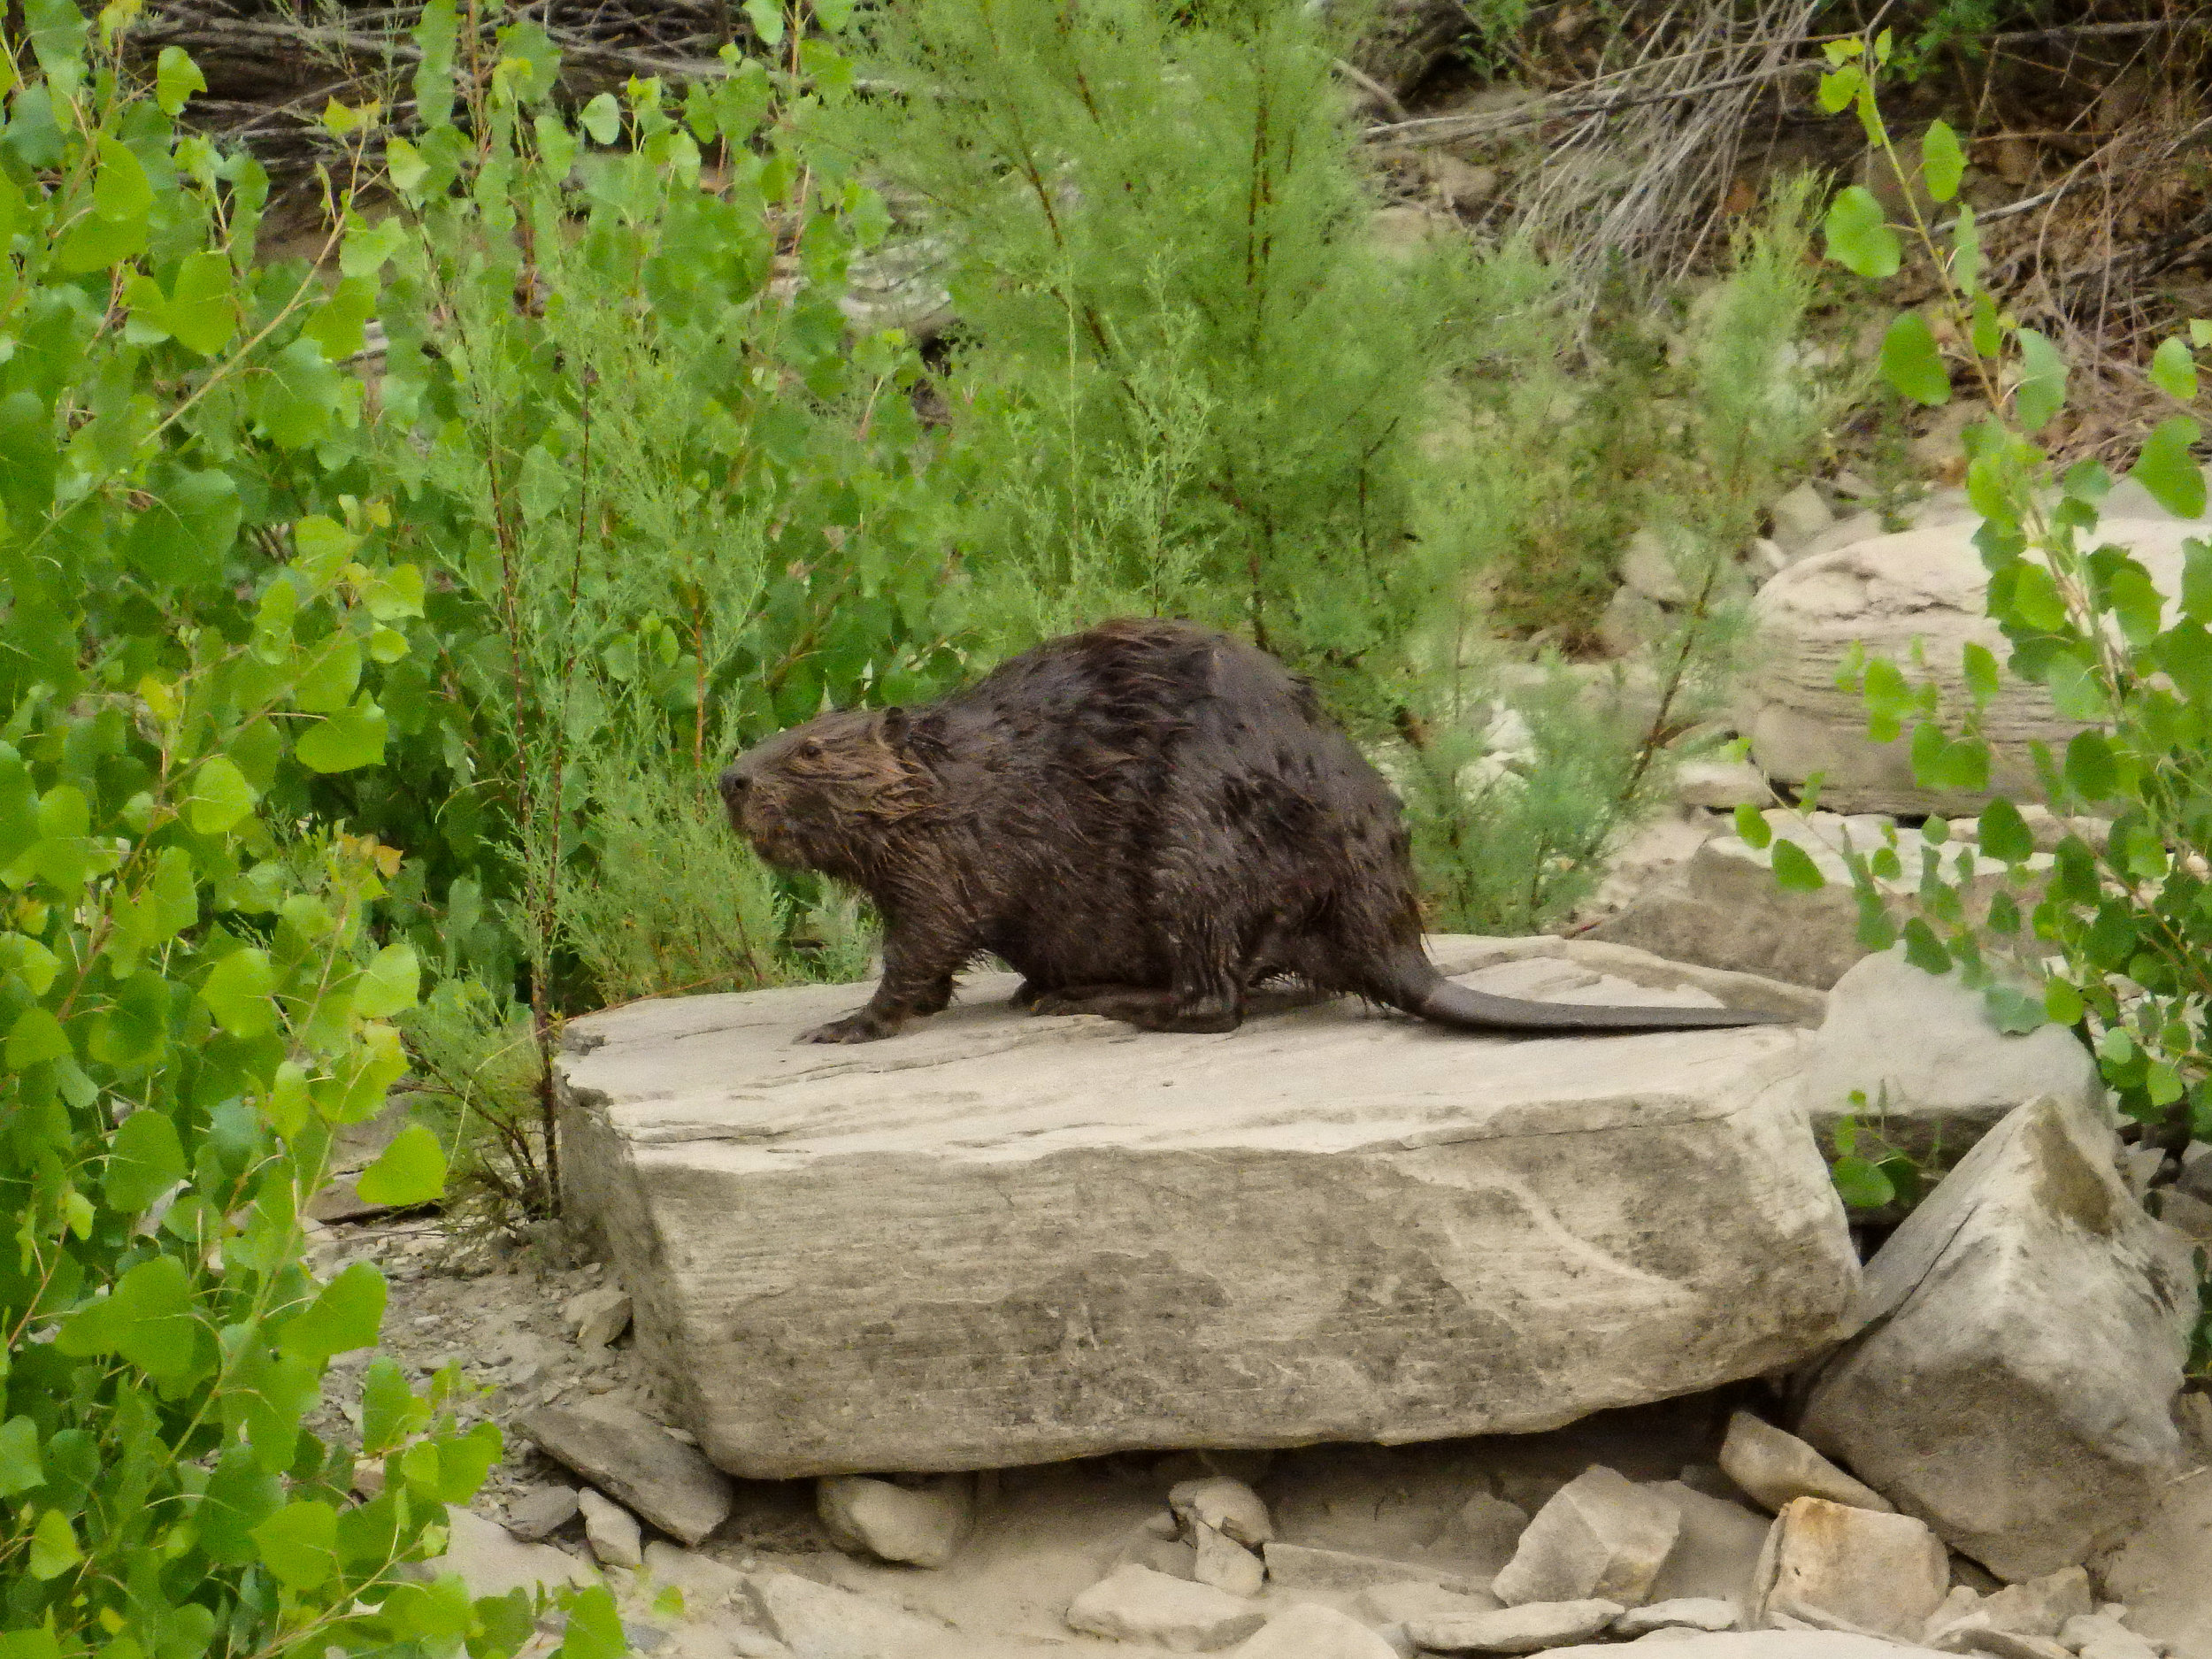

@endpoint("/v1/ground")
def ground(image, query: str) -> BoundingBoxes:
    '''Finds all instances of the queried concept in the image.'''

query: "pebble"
[505,1485,580,1541]
[1192,1520,1265,1597]
[1613,1599,1740,1635]
[1493,1466,1682,1609]
[565,1284,633,1349]
[816,1474,973,1569]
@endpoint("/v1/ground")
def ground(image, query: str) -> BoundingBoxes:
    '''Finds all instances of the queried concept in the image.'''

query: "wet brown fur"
[719,619,1787,1043]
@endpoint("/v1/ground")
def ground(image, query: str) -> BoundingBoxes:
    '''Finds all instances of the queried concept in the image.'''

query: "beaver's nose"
[718,765,749,805]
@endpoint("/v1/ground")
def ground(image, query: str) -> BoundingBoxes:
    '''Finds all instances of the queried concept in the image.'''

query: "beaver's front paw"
[797,1010,900,1043]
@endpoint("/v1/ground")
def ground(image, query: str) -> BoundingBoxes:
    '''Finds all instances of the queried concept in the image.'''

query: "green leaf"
[1962,641,2000,706]
[294,695,388,773]
[359,1357,427,1455]
[352,942,420,1019]
[2183,539,2212,622]
[1832,1155,1895,1210]
[1817,65,1862,113]
[188,755,257,834]
[202,947,279,1038]
[157,45,206,114]
[0,1417,42,1498]
[554,1586,627,1659]
[295,634,363,715]
[1901,917,1953,976]
[7,1006,70,1067]
[741,0,786,46]
[2014,329,2068,433]
[1951,202,1981,296]
[92,134,153,224]
[255,338,345,450]
[280,1262,387,1364]
[104,1110,188,1212]
[2132,417,2206,518]
[28,1508,79,1580]
[1984,982,2046,1033]
[201,1445,284,1566]
[57,1256,200,1386]
[1880,312,1951,406]
[1920,119,1964,203]
[2151,336,2200,401]
[581,92,621,143]
[158,249,236,357]
[1978,796,2034,864]
[386,136,428,194]
[2045,977,2085,1025]
[1770,840,1826,893]
[354,1122,447,1209]
[2063,731,2118,800]
[252,1500,340,1591]
[1732,803,1772,849]
[1823,186,1901,280]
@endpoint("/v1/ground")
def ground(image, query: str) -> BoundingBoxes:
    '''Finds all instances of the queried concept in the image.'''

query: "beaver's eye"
[797,739,823,760]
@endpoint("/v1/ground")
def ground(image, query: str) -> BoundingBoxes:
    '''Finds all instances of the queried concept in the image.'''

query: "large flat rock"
[555,937,1852,1479]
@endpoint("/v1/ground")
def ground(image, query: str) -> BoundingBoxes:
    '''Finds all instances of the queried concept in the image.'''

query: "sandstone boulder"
[556,938,1852,1477]
[1718,1413,1890,1516]
[577,1488,642,1568]
[1754,1496,1949,1640]
[1797,950,2099,1163]
[1065,1564,1268,1651]
[1740,518,2201,815]
[518,1402,733,1547]
[1228,1602,1403,1659]
[1800,1094,2198,1579]
[816,1475,972,1569]
[742,1570,951,1659]
[422,1509,597,1601]
[1493,1467,1682,1609]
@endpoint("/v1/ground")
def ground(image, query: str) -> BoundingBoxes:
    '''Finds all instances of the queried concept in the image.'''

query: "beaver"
[718,618,1788,1043]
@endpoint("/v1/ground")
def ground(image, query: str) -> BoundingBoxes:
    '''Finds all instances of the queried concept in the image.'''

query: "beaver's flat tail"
[1369,951,1793,1033]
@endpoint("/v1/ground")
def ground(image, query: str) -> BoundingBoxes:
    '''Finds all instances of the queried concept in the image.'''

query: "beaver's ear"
[879,706,911,752]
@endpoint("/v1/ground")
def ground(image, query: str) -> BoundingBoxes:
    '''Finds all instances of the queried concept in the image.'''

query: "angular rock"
[1799,1094,2197,1579]
[424,1509,597,1600]
[579,1488,643,1568]
[564,1284,633,1349]
[1718,1412,1892,1516]
[1064,1564,1268,1652]
[1408,1599,1625,1653]
[1644,1482,1770,1611]
[816,1474,972,1569]
[520,1402,733,1546]
[1263,1540,1480,1594]
[1933,1632,2072,1659]
[1493,1467,1682,1609]
[1965,1568,2092,1639]
[1675,760,1771,811]
[1593,815,2049,991]
[1118,1531,1199,1580]
[1769,483,1835,551]
[2061,1616,2162,1659]
[1615,1600,1740,1635]
[1430,1493,1532,1576]
[2092,1470,2212,1659]
[506,1485,580,1541]
[1362,1581,1505,1624]
[742,1570,949,1659]
[555,938,1851,1477]
[1228,1602,1403,1659]
[639,1540,746,1613]
[1192,1522,1265,1597]
[1755,1497,1949,1641]
[1796,950,2100,1163]
[1740,519,2201,815]
[1171,1477,1274,1547]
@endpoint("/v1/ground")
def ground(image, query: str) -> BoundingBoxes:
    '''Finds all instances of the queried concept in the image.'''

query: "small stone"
[1622,529,1690,606]
[1407,1598,1625,1653]
[2120,1146,2167,1202]
[1227,1602,1402,1659]
[506,1485,580,1541]
[564,1285,633,1349]
[2149,1187,2212,1244]
[1360,1582,1504,1625]
[578,1488,642,1569]
[1612,1599,1739,1635]
[1493,1466,1682,1609]
[1769,482,1833,550]
[816,1475,972,1569]
[743,1568,950,1657]
[1064,1564,1268,1651]
[1142,1510,1184,1540]
[1192,1521,1264,1598]
[352,1458,386,1499]
[307,1174,393,1225]
[1429,1493,1531,1575]
[1973,1567,2093,1639]
[1756,1496,1949,1641]
[1939,1632,2074,1659]
[1118,1532,1199,1580]
[1171,1477,1274,1548]
[521,1403,733,1547]
[1431,156,1499,212]
[1718,1412,1893,1515]
[1263,1540,1479,1594]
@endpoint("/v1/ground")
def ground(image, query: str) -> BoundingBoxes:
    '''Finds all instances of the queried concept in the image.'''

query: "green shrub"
[0,8,614,1654]
[1752,33,2211,1360]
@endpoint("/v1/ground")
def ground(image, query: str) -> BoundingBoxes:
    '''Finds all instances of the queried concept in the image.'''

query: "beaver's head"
[718,708,935,880]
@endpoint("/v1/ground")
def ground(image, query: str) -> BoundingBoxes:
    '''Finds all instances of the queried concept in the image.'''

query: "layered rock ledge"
[554,937,1852,1479]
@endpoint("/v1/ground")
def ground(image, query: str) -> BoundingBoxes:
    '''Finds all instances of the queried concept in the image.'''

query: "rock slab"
[1799,1094,2196,1579]
[1408,1598,1625,1653]
[1228,1602,1402,1659]
[1065,1564,1268,1651]
[1493,1466,1683,1609]
[519,1402,734,1547]
[1717,1412,1891,1516]
[556,937,1853,1477]
[1755,1496,1948,1640]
